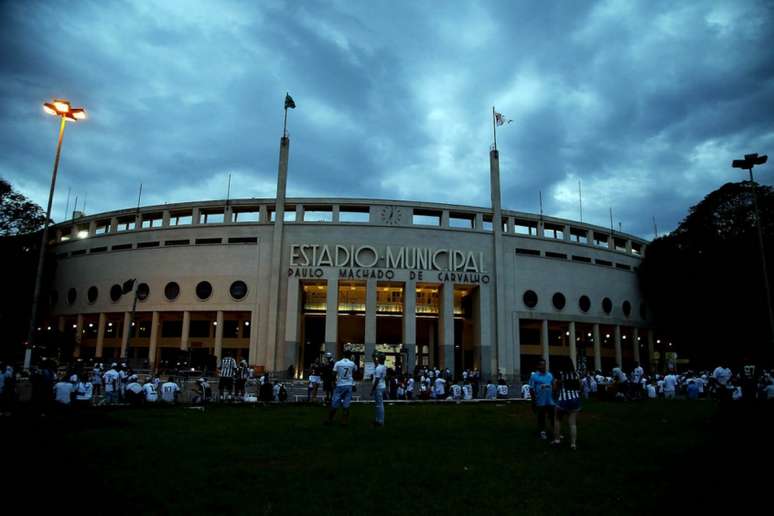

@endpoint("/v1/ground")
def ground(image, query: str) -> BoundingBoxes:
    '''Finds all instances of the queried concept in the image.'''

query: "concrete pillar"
[121,312,131,358]
[428,321,435,366]
[474,287,492,379]
[587,229,594,246]
[507,217,515,234]
[331,205,340,223]
[191,207,200,225]
[474,213,483,230]
[296,204,305,222]
[568,321,577,370]
[441,210,450,228]
[537,220,545,238]
[57,316,66,333]
[95,312,107,358]
[512,314,520,380]
[70,224,78,238]
[181,311,190,351]
[88,220,97,237]
[259,205,268,223]
[149,311,160,371]
[593,323,602,372]
[625,239,632,254]
[440,283,455,373]
[563,225,571,241]
[214,310,224,360]
[74,314,84,358]
[110,217,118,233]
[284,277,301,373]
[224,205,233,224]
[540,319,549,368]
[632,327,640,363]
[365,277,377,362]
[614,325,622,367]
[135,213,142,230]
[248,309,259,366]
[162,210,171,227]
[403,279,417,374]
[647,329,655,372]
[324,276,338,356]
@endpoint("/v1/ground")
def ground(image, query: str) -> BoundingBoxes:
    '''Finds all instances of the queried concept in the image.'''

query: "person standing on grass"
[631,362,644,399]
[235,360,250,400]
[143,377,159,403]
[161,377,181,404]
[553,370,581,450]
[528,359,555,440]
[663,371,678,399]
[321,352,335,406]
[103,364,120,405]
[371,353,387,427]
[406,375,415,400]
[496,378,509,399]
[126,375,144,405]
[485,379,497,400]
[53,375,75,409]
[463,380,473,400]
[218,353,237,401]
[326,350,358,426]
[74,373,93,409]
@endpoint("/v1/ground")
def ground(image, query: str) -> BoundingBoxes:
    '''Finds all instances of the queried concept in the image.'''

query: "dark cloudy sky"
[2,0,773,238]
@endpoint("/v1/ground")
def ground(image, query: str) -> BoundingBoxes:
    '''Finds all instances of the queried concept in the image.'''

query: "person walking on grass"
[529,359,555,440]
[326,350,358,426]
[553,370,582,450]
[371,353,387,427]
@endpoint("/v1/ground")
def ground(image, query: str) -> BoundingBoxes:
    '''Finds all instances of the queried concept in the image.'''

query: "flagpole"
[492,106,497,150]
[283,92,289,137]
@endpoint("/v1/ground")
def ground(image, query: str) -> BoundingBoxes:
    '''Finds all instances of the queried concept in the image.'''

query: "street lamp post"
[24,99,86,369]
[732,153,774,352]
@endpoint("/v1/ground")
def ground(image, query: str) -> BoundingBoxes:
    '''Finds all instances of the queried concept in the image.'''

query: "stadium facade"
[41,141,653,380]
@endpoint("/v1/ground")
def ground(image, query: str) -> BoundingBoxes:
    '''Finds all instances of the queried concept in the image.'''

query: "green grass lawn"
[3,400,767,515]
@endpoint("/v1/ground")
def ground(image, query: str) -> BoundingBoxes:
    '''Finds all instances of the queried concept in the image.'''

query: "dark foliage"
[0,179,48,236]
[639,181,774,367]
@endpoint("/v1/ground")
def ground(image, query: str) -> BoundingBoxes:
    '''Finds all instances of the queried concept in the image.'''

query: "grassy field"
[2,399,767,515]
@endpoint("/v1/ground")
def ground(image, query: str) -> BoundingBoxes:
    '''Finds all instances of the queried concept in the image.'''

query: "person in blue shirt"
[528,359,555,440]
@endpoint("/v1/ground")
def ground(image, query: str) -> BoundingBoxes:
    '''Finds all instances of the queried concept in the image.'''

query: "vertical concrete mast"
[490,146,509,381]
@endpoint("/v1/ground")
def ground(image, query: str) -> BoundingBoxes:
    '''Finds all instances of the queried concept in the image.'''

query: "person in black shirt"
[321,352,335,406]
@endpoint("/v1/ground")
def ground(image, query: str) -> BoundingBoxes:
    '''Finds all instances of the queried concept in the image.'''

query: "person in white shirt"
[371,353,387,426]
[91,365,103,396]
[631,362,644,399]
[103,364,120,404]
[663,373,678,399]
[521,383,532,400]
[160,377,181,403]
[646,381,657,399]
[712,364,733,400]
[485,380,497,400]
[462,381,473,400]
[53,377,75,406]
[496,380,509,399]
[126,376,144,405]
[326,350,358,426]
[74,373,93,408]
[406,377,415,400]
[451,383,462,400]
[433,376,446,399]
[143,380,158,403]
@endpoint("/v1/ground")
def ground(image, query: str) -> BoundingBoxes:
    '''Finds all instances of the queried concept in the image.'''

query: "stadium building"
[40,138,655,381]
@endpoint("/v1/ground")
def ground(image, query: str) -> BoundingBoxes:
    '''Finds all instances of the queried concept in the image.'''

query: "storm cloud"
[1,0,772,238]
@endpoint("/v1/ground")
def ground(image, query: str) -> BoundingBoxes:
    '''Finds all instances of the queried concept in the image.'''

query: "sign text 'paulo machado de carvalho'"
[288,244,490,284]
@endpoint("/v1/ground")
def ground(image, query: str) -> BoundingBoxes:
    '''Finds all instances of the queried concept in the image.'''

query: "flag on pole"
[285,93,296,109]
[494,111,511,126]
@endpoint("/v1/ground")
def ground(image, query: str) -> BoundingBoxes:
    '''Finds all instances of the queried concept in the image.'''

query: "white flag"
[495,112,512,126]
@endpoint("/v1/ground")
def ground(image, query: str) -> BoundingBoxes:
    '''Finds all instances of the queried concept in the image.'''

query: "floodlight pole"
[24,115,67,370]
[748,166,774,350]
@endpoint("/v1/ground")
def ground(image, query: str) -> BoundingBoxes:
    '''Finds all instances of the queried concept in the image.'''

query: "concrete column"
[110,217,118,233]
[324,276,338,356]
[474,213,484,230]
[149,311,160,371]
[440,282,455,372]
[224,205,233,224]
[540,319,549,368]
[214,310,224,360]
[191,207,200,225]
[365,277,377,362]
[632,327,640,363]
[441,210,450,228]
[296,204,305,222]
[512,314,520,380]
[121,312,131,358]
[647,329,655,372]
[474,287,492,379]
[403,279,417,373]
[428,321,435,366]
[608,235,614,250]
[587,229,594,246]
[614,325,622,367]
[162,210,171,227]
[593,323,602,372]
[284,276,301,372]
[563,225,571,241]
[135,213,142,230]
[537,220,545,238]
[95,312,107,358]
[332,205,340,223]
[181,311,190,351]
[70,224,78,238]
[74,314,84,358]
[507,217,515,234]
[625,239,632,254]
[88,220,97,237]
[259,205,268,223]
[248,309,259,365]
[568,321,577,370]
[57,316,66,333]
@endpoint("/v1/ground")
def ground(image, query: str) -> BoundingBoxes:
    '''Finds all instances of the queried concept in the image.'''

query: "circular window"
[230,280,248,300]
[552,292,566,310]
[137,283,150,301]
[579,295,591,313]
[165,282,180,301]
[67,288,77,305]
[87,286,99,304]
[49,290,58,306]
[523,290,538,308]
[602,297,613,314]
[196,281,212,300]
[622,300,632,317]
[110,284,122,302]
